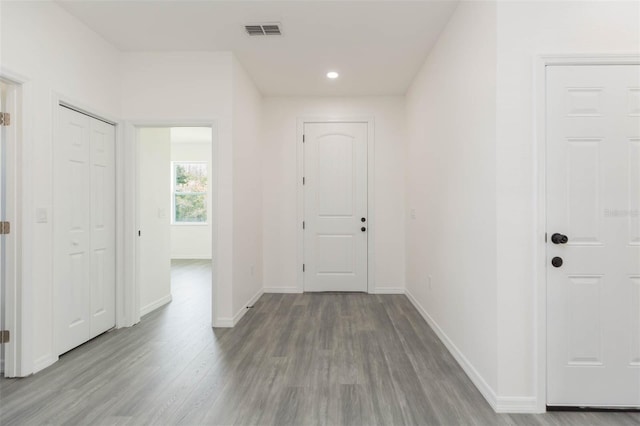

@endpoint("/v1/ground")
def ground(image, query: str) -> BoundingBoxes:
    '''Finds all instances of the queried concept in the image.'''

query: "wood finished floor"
[1,259,639,425]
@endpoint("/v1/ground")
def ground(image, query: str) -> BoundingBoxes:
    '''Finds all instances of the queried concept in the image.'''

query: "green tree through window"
[173,162,207,223]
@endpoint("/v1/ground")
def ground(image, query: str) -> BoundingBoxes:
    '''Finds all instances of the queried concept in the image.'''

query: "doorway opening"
[136,126,215,325]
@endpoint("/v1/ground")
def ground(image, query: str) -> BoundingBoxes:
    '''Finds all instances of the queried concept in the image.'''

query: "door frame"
[126,121,219,327]
[0,72,24,377]
[534,54,640,412]
[296,117,375,293]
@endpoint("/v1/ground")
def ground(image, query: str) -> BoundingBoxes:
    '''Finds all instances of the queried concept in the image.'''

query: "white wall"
[231,57,264,318]
[495,0,640,405]
[120,51,235,324]
[0,1,121,374]
[262,96,406,293]
[138,128,171,316]
[170,141,213,259]
[405,0,498,402]
[405,0,640,413]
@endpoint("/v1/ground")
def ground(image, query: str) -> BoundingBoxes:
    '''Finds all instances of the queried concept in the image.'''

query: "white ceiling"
[56,1,459,96]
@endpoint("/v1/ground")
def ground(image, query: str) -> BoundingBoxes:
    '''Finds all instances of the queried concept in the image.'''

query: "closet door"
[89,119,115,338]
[55,106,115,355]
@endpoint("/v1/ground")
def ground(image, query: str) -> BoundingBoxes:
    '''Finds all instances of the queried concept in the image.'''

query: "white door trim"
[534,54,640,412]
[296,117,375,293]
[125,121,219,328]
[0,72,25,377]
[0,69,40,377]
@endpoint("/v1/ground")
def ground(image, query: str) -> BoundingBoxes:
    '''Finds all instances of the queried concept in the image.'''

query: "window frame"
[171,161,208,225]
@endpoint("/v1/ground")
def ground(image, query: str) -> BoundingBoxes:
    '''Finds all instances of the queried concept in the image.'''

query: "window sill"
[171,222,209,226]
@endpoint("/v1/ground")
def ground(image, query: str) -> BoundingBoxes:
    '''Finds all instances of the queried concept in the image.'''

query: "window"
[172,162,208,223]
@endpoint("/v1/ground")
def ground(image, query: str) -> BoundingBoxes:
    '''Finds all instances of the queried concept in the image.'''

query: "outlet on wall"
[427,275,432,290]
[250,265,255,276]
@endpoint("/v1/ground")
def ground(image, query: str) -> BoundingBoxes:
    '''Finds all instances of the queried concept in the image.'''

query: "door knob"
[361,227,366,232]
[551,257,563,268]
[551,233,568,244]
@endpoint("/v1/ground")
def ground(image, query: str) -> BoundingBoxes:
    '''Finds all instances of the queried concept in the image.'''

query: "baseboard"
[213,318,234,328]
[33,354,58,374]
[230,288,264,326]
[371,287,405,294]
[263,287,302,293]
[140,294,172,317]
[170,256,212,260]
[495,396,540,413]
[404,289,499,411]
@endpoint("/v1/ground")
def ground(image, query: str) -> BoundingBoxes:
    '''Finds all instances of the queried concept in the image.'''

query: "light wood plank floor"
[1,259,639,425]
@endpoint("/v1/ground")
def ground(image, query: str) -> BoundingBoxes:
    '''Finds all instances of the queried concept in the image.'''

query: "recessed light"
[326,71,339,79]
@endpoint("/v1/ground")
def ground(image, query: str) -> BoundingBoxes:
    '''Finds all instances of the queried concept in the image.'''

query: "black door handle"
[551,257,563,268]
[361,217,366,222]
[551,233,568,244]
[361,227,366,232]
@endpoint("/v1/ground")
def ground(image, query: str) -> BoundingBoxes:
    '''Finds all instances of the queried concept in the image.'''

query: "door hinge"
[303,134,305,143]
[303,264,305,272]
[302,221,305,229]
[303,177,305,185]
[138,230,141,237]
[0,330,9,344]
[0,221,10,235]
[0,112,10,126]
[545,232,547,243]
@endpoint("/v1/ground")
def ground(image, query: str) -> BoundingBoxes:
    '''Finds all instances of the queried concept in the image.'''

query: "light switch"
[410,209,416,220]
[36,208,48,223]
[158,208,166,219]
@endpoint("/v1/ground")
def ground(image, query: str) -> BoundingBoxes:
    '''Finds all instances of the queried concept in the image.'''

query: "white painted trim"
[370,287,405,295]
[534,54,640,413]
[214,288,264,328]
[404,289,498,411]
[32,354,57,374]
[229,288,264,327]
[213,318,234,328]
[296,117,375,294]
[122,123,140,328]
[0,69,34,377]
[495,397,539,414]
[126,121,220,327]
[0,75,23,377]
[140,294,172,317]
[170,256,213,260]
[263,287,302,294]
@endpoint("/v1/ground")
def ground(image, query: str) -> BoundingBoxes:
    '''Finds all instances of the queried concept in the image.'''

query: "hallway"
[0,261,638,424]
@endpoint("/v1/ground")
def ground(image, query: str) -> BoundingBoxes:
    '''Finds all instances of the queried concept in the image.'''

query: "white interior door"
[89,119,116,337]
[303,122,368,292]
[546,65,640,407]
[55,106,115,355]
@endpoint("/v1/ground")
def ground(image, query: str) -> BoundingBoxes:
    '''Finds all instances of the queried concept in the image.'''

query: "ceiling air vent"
[245,23,282,36]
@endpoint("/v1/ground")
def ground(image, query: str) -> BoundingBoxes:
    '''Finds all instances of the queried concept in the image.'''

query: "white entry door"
[546,65,640,407]
[55,106,115,355]
[303,122,368,292]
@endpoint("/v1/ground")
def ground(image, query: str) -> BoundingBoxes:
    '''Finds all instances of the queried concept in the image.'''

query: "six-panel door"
[55,107,115,355]
[546,65,640,407]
